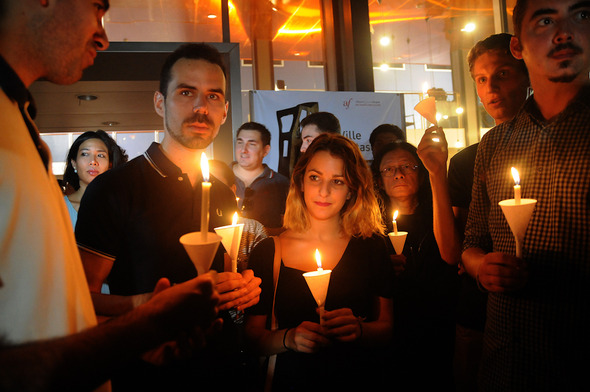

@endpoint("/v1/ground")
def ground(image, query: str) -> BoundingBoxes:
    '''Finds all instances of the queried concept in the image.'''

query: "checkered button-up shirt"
[464,85,590,391]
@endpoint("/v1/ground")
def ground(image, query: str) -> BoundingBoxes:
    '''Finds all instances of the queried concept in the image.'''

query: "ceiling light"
[76,94,97,101]
[207,14,217,19]
[456,107,464,115]
[461,23,476,32]
[379,36,391,46]
[380,63,389,71]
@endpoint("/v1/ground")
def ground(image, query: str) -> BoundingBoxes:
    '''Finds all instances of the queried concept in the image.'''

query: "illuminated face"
[39,0,109,85]
[473,51,529,125]
[302,151,350,222]
[300,124,322,153]
[379,149,421,202]
[235,130,270,171]
[510,0,590,86]
[155,58,228,150]
[72,138,110,187]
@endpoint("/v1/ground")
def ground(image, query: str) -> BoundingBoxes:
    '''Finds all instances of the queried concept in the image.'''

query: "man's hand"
[418,126,448,177]
[143,274,221,337]
[477,252,528,292]
[216,269,261,311]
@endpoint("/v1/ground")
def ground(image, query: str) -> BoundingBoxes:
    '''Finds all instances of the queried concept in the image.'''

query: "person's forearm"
[461,247,487,279]
[357,318,392,346]
[0,305,166,392]
[430,173,462,265]
[249,327,291,356]
[91,292,151,318]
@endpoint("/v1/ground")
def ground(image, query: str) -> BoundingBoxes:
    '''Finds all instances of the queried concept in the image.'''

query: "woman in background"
[62,130,128,227]
[371,138,459,391]
[245,133,394,391]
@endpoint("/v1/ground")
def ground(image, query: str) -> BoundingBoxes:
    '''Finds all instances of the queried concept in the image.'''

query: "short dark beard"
[164,115,213,150]
[549,63,579,83]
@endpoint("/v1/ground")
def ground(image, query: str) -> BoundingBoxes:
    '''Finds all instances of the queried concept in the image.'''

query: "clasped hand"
[216,269,262,311]
[286,308,361,354]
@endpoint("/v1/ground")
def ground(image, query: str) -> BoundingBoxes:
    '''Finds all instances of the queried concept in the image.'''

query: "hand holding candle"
[200,153,211,242]
[303,249,332,325]
[499,167,537,258]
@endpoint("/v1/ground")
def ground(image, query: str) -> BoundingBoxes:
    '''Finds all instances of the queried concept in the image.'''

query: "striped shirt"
[464,84,590,391]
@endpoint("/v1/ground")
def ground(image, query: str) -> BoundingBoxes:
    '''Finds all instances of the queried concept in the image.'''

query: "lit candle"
[214,211,244,273]
[303,249,332,325]
[511,167,521,205]
[315,249,323,271]
[392,210,399,235]
[201,153,211,241]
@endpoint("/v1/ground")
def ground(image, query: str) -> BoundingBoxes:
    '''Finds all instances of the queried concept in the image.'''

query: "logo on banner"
[343,98,353,110]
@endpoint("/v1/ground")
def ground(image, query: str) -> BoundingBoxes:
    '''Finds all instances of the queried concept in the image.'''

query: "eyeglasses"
[380,164,419,177]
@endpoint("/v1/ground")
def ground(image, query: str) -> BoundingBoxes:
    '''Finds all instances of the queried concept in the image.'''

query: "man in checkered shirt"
[462,0,590,390]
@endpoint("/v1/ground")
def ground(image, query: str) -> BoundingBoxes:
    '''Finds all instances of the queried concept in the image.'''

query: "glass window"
[115,132,157,161]
[369,0,496,153]
[41,133,70,175]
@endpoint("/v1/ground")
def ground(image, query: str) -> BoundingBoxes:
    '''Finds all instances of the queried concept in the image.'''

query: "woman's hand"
[321,308,362,343]
[285,321,330,353]
[418,126,448,177]
[390,253,406,275]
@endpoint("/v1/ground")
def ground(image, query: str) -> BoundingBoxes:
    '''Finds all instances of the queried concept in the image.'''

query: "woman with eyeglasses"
[370,131,460,392]
[245,133,395,391]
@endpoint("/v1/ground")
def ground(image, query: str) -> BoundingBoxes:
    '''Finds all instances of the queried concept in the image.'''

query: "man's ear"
[154,91,165,118]
[510,36,524,60]
[220,101,229,125]
[263,144,271,158]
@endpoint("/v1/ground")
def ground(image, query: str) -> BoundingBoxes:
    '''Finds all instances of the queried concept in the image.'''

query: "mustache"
[548,43,583,57]
[184,112,213,127]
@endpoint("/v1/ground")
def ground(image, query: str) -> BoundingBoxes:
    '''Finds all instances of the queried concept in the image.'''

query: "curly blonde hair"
[283,133,384,237]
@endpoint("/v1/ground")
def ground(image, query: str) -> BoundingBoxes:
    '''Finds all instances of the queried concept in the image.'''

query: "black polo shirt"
[76,142,237,295]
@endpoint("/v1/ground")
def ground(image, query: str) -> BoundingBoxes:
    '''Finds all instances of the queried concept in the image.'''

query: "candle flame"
[393,210,399,221]
[315,249,322,270]
[201,152,209,182]
[511,167,520,185]
[232,211,238,225]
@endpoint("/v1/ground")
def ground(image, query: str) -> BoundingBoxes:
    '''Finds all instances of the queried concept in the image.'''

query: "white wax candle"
[303,249,332,326]
[392,210,399,235]
[201,153,211,241]
[511,167,521,205]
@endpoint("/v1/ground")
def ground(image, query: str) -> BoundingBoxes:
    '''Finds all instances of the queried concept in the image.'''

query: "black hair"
[159,43,226,97]
[63,130,128,192]
[369,124,406,147]
[236,121,271,147]
[299,111,341,135]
